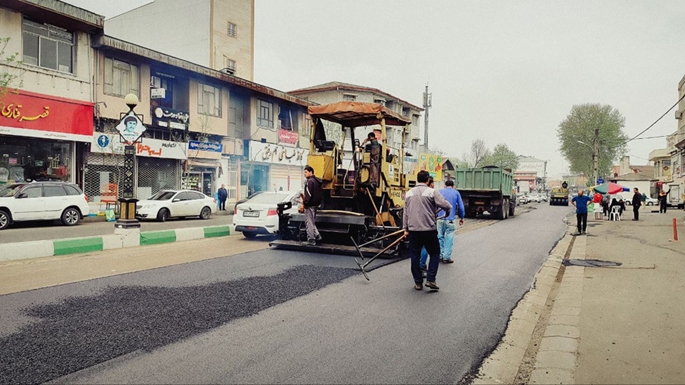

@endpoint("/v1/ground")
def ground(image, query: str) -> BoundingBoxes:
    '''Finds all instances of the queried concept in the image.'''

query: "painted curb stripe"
[53,238,104,256]
[203,226,231,238]
[140,230,176,246]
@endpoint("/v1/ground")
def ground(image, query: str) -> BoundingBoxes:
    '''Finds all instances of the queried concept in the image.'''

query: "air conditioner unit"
[676,110,683,120]
[220,68,235,75]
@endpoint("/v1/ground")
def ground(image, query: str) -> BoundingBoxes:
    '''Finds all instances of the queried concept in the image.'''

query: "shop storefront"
[245,140,308,195]
[0,90,93,185]
[184,140,223,196]
[88,133,186,201]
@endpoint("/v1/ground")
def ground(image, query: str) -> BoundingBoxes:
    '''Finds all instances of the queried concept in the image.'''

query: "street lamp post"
[577,134,599,186]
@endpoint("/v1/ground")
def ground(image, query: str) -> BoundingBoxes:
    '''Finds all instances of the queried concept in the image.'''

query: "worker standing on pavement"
[403,170,452,291]
[302,165,322,245]
[436,179,465,264]
[571,189,592,235]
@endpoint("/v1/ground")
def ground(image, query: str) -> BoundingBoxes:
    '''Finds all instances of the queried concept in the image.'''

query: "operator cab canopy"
[308,101,411,128]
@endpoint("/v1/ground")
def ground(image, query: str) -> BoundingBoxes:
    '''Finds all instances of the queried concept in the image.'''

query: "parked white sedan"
[136,190,216,221]
[233,190,301,238]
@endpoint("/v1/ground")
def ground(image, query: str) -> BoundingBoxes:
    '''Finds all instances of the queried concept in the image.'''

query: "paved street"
[0,202,565,384]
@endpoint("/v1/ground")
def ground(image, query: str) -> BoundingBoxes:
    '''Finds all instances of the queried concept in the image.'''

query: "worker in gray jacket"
[403,170,452,291]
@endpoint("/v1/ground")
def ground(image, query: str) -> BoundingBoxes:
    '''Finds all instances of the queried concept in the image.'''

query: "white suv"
[0,182,90,230]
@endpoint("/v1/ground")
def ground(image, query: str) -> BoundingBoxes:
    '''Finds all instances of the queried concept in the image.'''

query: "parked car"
[233,190,301,238]
[516,193,528,205]
[645,196,658,206]
[136,190,216,222]
[0,181,89,230]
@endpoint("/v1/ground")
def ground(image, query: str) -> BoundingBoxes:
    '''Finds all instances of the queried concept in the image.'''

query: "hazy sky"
[65,0,685,178]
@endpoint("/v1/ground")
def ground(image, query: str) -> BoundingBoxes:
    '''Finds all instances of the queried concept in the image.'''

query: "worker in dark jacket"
[658,189,670,213]
[632,188,642,221]
[403,170,452,291]
[302,165,322,245]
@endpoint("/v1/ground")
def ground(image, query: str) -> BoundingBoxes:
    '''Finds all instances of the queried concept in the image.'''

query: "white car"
[233,190,301,238]
[0,181,90,230]
[645,196,658,206]
[136,190,216,221]
[528,194,541,203]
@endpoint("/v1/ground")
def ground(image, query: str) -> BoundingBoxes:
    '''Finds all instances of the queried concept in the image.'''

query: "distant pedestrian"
[217,184,228,211]
[592,190,603,220]
[602,194,610,217]
[632,188,642,220]
[404,170,452,291]
[303,165,322,246]
[658,189,670,213]
[571,189,592,235]
[436,179,465,264]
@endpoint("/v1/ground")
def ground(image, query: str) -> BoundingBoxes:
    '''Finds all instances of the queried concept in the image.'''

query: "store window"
[104,57,140,97]
[22,19,74,73]
[0,137,72,184]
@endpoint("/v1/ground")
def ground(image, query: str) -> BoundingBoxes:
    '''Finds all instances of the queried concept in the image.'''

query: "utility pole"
[423,84,431,150]
[593,127,599,185]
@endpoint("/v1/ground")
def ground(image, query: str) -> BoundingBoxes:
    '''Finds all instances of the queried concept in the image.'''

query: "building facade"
[105,0,255,80]
[0,0,103,188]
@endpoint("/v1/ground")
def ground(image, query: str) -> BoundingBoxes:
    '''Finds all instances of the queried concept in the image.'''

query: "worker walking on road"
[302,165,322,246]
[571,190,592,235]
[436,179,465,264]
[403,170,452,291]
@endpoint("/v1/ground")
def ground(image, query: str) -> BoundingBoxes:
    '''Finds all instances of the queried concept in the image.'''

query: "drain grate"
[563,259,623,267]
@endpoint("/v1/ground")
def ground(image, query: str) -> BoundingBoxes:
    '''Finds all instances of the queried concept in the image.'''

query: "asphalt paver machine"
[270,101,416,257]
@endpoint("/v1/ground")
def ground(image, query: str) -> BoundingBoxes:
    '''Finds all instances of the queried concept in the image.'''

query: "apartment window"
[402,107,410,117]
[198,83,221,116]
[373,99,385,106]
[257,100,274,128]
[224,56,236,73]
[22,19,74,73]
[104,57,140,97]
[412,114,420,126]
[227,22,237,37]
[302,114,312,138]
[343,94,356,102]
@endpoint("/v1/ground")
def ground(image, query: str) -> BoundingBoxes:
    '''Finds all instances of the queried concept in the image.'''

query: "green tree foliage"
[482,143,519,170]
[464,139,491,167]
[0,37,23,99]
[557,104,628,181]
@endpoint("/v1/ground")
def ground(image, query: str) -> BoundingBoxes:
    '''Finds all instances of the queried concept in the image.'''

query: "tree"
[463,139,491,167]
[0,37,23,99]
[482,143,519,170]
[557,104,628,182]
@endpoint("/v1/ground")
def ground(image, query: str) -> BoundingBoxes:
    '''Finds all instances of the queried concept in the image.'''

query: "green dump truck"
[452,167,515,219]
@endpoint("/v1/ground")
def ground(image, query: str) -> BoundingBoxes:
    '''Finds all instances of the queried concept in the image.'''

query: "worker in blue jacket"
[436,179,465,263]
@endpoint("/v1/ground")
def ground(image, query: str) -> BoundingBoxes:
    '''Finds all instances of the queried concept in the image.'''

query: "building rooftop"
[290,81,423,111]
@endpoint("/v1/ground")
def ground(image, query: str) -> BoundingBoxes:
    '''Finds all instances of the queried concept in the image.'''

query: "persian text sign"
[0,89,93,142]
[91,134,187,159]
[249,141,308,166]
[278,129,299,145]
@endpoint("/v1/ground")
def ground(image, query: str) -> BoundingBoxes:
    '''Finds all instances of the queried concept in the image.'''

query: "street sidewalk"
[476,206,685,384]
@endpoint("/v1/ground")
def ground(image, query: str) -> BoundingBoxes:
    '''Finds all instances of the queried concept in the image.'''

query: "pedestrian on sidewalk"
[658,188,670,213]
[602,193,610,217]
[302,165,322,246]
[403,170,452,291]
[592,190,603,220]
[571,189,592,235]
[437,179,465,264]
[217,184,228,211]
[632,187,642,221]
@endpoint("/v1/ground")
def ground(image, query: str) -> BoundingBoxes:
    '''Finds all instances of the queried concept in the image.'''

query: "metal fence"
[84,152,125,202]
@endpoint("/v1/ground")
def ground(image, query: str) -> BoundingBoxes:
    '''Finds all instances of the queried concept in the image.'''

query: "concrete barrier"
[0,225,234,262]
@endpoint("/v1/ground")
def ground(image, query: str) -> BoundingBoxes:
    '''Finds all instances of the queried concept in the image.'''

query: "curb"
[0,225,234,262]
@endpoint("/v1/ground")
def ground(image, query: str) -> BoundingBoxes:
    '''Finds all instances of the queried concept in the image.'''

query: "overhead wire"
[626,92,685,143]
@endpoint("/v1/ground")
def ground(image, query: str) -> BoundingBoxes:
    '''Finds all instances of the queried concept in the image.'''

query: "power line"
[627,92,685,143]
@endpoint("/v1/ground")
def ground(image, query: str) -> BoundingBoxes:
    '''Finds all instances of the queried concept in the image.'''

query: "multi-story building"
[289,81,424,174]
[105,0,254,81]
[671,75,685,187]
[1,0,311,212]
[515,155,546,192]
[0,0,103,188]
[89,34,312,205]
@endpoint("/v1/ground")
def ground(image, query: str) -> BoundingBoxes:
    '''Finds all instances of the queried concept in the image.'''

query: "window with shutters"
[22,19,74,73]
[227,22,237,37]
[198,83,221,117]
[104,57,140,97]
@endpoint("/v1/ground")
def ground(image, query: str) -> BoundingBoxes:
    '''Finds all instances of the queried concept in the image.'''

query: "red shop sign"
[278,128,299,145]
[0,89,94,142]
